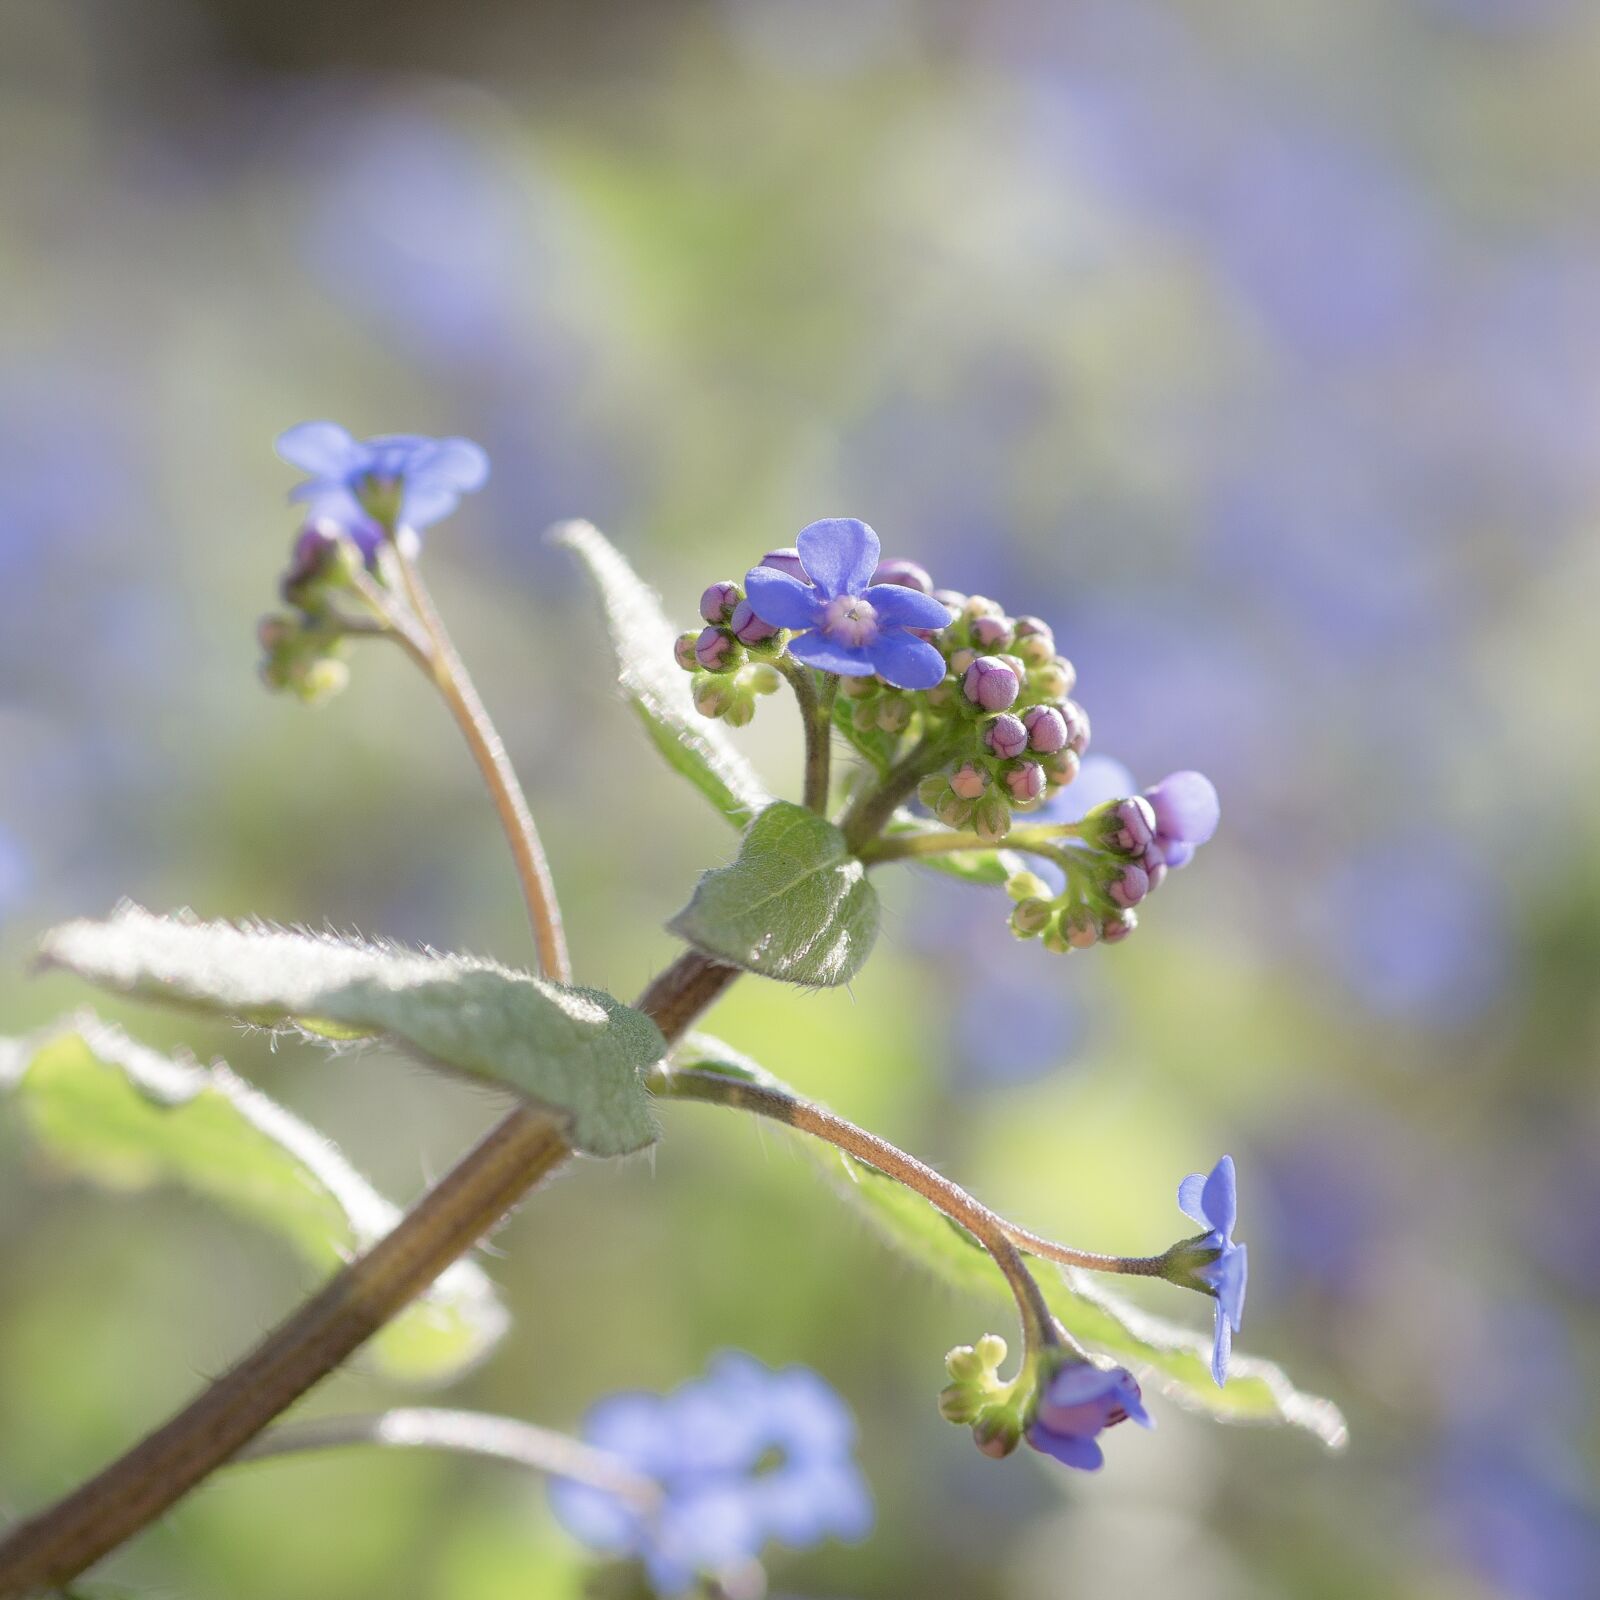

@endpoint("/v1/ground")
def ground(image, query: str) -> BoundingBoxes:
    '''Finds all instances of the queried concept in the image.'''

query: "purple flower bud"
[700,580,742,624]
[1161,840,1196,870]
[948,647,977,675]
[674,631,702,672]
[964,656,1021,713]
[1004,761,1046,804]
[872,557,934,594]
[973,795,1011,844]
[1013,615,1053,646]
[1032,659,1076,700]
[932,588,968,616]
[1101,909,1138,944]
[759,546,807,579]
[695,626,741,673]
[1043,749,1081,787]
[1145,859,1169,893]
[970,613,1014,651]
[1107,861,1150,909]
[1061,699,1091,755]
[287,517,343,588]
[1145,771,1221,848]
[729,596,778,644]
[950,762,989,801]
[1022,704,1069,754]
[984,713,1029,761]
[1105,796,1157,855]
[1063,908,1099,949]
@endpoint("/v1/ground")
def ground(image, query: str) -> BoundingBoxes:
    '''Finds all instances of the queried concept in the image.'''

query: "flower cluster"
[549,1353,872,1596]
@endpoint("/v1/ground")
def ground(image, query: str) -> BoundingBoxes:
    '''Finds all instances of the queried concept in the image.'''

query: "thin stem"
[859,821,1085,866]
[389,546,570,982]
[236,1409,660,1506]
[655,1067,1060,1359]
[774,657,830,813]
[0,950,736,1597]
[838,734,955,851]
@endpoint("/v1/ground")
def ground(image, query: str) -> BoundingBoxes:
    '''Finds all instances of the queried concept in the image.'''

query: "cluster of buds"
[256,517,370,705]
[673,577,786,726]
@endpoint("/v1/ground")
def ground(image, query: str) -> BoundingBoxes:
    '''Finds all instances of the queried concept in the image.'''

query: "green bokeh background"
[1,2,1597,1596]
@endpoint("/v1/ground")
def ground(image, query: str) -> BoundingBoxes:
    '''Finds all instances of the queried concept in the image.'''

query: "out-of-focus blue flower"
[549,1352,872,1595]
[1026,1362,1153,1471]
[1144,770,1220,870]
[275,422,488,533]
[743,520,949,688]
[1178,1155,1248,1386]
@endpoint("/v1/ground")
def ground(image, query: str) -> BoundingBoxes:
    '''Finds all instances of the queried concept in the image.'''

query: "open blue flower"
[275,421,488,532]
[743,519,949,689]
[1178,1154,1249,1386]
[549,1353,871,1596]
[1026,1362,1153,1472]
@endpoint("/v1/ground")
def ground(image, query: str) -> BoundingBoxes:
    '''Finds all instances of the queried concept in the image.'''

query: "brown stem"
[0,951,734,1597]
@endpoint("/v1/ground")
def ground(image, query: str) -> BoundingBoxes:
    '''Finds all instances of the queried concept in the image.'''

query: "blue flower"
[275,421,489,533]
[1178,1155,1249,1387]
[1026,1362,1153,1472]
[549,1353,872,1596]
[1144,770,1221,870]
[743,519,949,689]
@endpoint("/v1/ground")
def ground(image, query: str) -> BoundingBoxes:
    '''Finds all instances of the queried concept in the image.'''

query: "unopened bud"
[876,694,912,733]
[695,626,742,674]
[1021,704,1069,754]
[933,588,968,615]
[948,647,977,676]
[700,580,742,624]
[970,613,1014,652]
[964,657,1021,713]
[853,697,880,732]
[723,694,757,728]
[1032,658,1077,700]
[984,713,1029,761]
[1043,749,1081,787]
[1006,870,1052,901]
[729,597,778,645]
[939,1383,981,1424]
[1107,860,1150,909]
[973,795,1011,844]
[972,1410,1022,1459]
[692,674,737,719]
[950,762,989,801]
[925,679,958,709]
[1041,918,1072,954]
[1064,907,1099,949]
[840,673,878,699]
[1101,909,1138,944]
[873,557,934,593]
[1011,898,1054,937]
[1004,761,1046,804]
[739,662,781,696]
[1101,796,1157,855]
[918,774,952,809]
[1060,699,1090,755]
[759,547,806,579]
[674,631,701,672]
[935,792,976,828]
[963,594,1004,622]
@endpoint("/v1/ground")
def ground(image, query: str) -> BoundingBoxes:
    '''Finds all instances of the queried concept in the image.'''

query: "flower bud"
[692,674,737,719]
[1005,869,1052,901]
[972,1410,1022,1459]
[1010,898,1054,937]
[873,557,934,593]
[1060,699,1090,755]
[759,547,806,579]
[939,1382,981,1424]
[840,673,878,699]
[1040,917,1072,954]
[1063,907,1099,948]
[695,626,742,674]
[1012,616,1055,664]
[984,713,1029,761]
[918,774,952,809]
[970,613,1014,652]
[973,795,1011,844]
[853,696,881,732]
[723,694,757,727]
[1144,859,1169,893]
[925,679,958,709]
[1145,770,1221,849]
[1043,749,1081,787]
[739,662,781,696]
[1031,657,1077,700]
[935,792,976,828]
[674,630,701,672]
[933,588,968,614]
[963,594,1004,622]
[1021,704,1069,754]
[729,596,778,645]
[998,653,1028,682]
[876,694,911,733]
[1099,796,1157,855]
[1004,761,1046,804]
[1101,909,1138,944]
[700,580,742,624]
[945,1343,987,1382]
[1106,860,1150,909]
[950,762,989,801]
[948,647,977,676]
[964,657,1021,713]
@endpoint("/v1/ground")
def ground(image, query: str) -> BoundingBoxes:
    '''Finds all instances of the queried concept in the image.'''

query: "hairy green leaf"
[668,1038,1348,1450]
[39,905,662,1157]
[884,812,1026,886]
[0,1017,507,1383]
[668,803,880,987]
[553,519,772,829]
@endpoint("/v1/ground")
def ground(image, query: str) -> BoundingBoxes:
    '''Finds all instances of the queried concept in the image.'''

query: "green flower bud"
[739,662,781,696]
[1005,870,1052,902]
[935,793,976,829]
[973,794,1011,844]
[876,694,912,733]
[692,673,737,719]
[840,674,878,699]
[1010,898,1054,938]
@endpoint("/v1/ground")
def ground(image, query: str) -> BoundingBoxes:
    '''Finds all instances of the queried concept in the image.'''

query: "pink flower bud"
[1043,749,1081,787]
[1060,699,1090,755]
[1100,909,1138,944]
[950,762,989,800]
[872,557,934,593]
[729,597,778,644]
[674,631,701,672]
[963,656,1021,712]
[1106,796,1157,854]
[970,613,1014,651]
[1107,861,1150,908]
[1022,704,1069,754]
[695,626,740,673]
[984,713,1029,760]
[700,580,742,624]
[1004,761,1046,804]
[759,547,807,579]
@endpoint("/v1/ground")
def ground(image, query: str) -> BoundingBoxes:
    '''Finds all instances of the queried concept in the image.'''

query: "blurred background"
[1,0,1597,1594]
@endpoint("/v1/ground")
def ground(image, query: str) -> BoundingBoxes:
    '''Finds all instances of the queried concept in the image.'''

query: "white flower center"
[821,593,879,647]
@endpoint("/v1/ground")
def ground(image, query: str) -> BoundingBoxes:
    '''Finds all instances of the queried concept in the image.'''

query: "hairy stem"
[774,657,831,813]
[654,1067,1062,1359]
[237,1408,660,1505]
[0,951,737,1597]
[838,734,955,851]
[860,820,1084,865]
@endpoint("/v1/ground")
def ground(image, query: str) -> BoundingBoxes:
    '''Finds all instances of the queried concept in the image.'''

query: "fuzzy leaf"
[668,803,879,987]
[38,906,662,1157]
[553,519,772,829]
[667,1039,1348,1450]
[0,1017,508,1382]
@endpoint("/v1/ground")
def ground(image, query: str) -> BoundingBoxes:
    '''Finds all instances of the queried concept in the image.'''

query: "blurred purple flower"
[275,422,488,532]
[1144,770,1220,870]
[1026,1362,1153,1471]
[744,519,948,688]
[1178,1155,1248,1386]
[550,1353,871,1595]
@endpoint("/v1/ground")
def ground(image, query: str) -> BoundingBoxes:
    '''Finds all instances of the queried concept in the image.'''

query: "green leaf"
[667,1039,1348,1450]
[38,905,663,1158]
[0,1016,508,1383]
[552,519,772,829]
[884,812,1026,886]
[668,803,880,987]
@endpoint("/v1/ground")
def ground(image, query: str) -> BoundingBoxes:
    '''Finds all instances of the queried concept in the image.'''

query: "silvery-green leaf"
[668,803,879,987]
[0,1016,507,1383]
[553,519,772,829]
[39,905,662,1157]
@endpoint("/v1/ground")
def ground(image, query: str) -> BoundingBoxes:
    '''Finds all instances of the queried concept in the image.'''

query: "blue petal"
[1203,1155,1238,1239]
[795,518,880,599]
[416,435,489,491]
[289,481,367,525]
[275,421,363,478]
[547,1478,642,1555]
[1118,1380,1156,1430]
[1177,1173,1212,1229]
[1041,1362,1127,1410]
[399,479,464,529]
[744,567,823,630]
[1213,1241,1248,1331]
[787,630,876,676]
[865,629,946,690]
[1027,1424,1105,1471]
[863,582,951,631]
[1211,1304,1234,1387]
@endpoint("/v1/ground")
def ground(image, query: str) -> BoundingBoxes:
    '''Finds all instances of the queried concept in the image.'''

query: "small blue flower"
[275,421,488,533]
[1178,1154,1249,1387]
[549,1353,872,1596]
[743,519,949,689]
[1026,1362,1154,1472]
